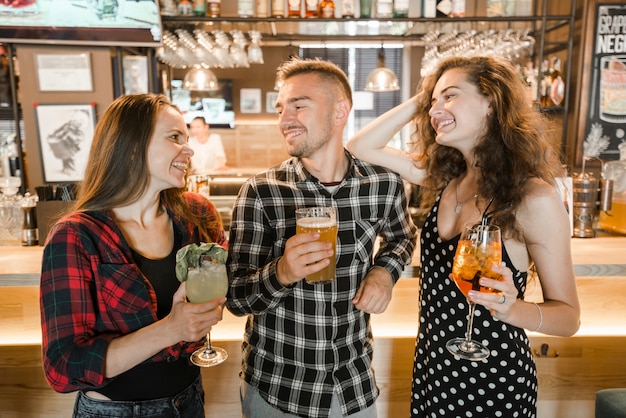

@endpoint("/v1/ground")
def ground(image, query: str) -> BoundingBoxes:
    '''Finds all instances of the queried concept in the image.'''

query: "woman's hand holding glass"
[186,256,229,367]
[468,262,518,320]
[175,243,229,367]
[167,282,225,347]
[446,224,503,361]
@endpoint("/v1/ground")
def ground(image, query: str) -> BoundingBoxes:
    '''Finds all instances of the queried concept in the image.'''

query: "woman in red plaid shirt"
[40,94,228,417]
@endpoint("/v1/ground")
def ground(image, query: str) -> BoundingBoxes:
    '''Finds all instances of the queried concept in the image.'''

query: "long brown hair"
[72,94,217,241]
[411,56,563,238]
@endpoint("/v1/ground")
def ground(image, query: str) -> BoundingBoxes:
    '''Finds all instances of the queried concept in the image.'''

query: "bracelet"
[531,302,543,332]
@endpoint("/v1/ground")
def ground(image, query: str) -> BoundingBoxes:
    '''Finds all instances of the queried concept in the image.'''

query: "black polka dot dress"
[411,196,537,418]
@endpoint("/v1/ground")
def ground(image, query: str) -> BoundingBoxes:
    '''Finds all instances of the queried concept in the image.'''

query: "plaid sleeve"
[225,180,293,316]
[40,221,114,393]
[372,175,417,281]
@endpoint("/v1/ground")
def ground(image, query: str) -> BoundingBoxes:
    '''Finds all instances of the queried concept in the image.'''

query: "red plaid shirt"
[40,193,227,393]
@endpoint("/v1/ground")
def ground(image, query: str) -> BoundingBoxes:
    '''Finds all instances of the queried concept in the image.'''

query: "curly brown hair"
[410,56,563,239]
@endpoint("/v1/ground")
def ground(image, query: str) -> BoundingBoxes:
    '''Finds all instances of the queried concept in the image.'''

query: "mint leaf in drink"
[175,243,227,282]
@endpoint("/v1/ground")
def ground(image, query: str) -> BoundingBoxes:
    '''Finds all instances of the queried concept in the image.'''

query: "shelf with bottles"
[161,14,574,40]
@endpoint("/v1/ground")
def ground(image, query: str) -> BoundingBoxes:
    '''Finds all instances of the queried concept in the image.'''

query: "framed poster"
[35,53,93,92]
[266,92,278,113]
[577,1,626,163]
[240,88,262,114]
[35,103,97,183]
[122,55,149,95]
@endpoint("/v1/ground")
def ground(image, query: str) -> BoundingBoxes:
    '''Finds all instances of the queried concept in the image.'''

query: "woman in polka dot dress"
[347,56,580,417]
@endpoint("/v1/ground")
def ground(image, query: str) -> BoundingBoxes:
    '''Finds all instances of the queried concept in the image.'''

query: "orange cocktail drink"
[451,227,502,297]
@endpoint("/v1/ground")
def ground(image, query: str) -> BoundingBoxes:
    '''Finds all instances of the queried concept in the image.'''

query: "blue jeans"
[240,381,377,418]
[72,375,205,418]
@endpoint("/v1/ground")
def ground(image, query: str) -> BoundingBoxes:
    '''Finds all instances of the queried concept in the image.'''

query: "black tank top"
[95,229,200,400]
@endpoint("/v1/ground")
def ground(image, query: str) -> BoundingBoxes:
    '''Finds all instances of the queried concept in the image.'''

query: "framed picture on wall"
[266,92,278,113]
[240,88,262,114]
[35,53,93,92]
[34,103,97,183]
[122,55,149,95]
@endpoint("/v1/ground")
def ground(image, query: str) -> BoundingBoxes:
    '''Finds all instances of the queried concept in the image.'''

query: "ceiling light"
[182,66,219,91]
[365,47,399,92]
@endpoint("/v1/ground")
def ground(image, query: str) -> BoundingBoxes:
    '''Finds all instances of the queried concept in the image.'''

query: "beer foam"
[296,216,336,229]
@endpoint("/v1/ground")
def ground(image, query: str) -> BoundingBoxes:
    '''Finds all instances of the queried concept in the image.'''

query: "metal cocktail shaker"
[572,173,599,238]
[572,171,613,238]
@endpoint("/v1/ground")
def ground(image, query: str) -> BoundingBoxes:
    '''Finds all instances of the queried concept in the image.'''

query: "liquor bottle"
[435,0,453,17]
[421,0,435,17]
[392,0,409,17]
[376,0,393,18]
[549,56,565,106]
[287,0,302,17]
[257,0,269,17]
[305,0,318,17]
[207,0,221,17]
[21,195,38,247]
[272,0,285,17]
[319,0,335,17]
[450,0,465,17]
[540,59,552,107]
[359,0,372,17]
[423,0,453,17]
[192,0,206,16]
[341,0,356,17]
[177,0,193,15]
[486,0,503,16]
[238,0,255,17]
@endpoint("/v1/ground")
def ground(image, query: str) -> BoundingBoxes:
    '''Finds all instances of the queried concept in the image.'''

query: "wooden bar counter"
[1,237,625,417]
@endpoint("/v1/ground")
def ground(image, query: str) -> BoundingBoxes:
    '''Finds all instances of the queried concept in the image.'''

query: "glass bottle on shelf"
[486,0,502,16]
[192,0,206,16]
[0,176,23,246]
[207,0,221,17]
[272,0,285,17]
[341,0,356,17]
[319,0,335,17]
[288,0,302,17]
[257,0,269,17]
[305,0,318,17]
[177,0,193,15]
[522,60,538,104]
[598,142,626,235]
[238,0,255,17]
[21,192,38,247]
[392,0,409,17]
[423,0,453,17]
[549,56,565,107]
[422,0,436,17]
[540,58,553,107]
[359,0,372,17]
[159,0,177,16]
[376,0,393,18]
[450,0,465,17]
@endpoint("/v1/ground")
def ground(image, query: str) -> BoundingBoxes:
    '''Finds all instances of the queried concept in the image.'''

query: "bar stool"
[596,389,626,418]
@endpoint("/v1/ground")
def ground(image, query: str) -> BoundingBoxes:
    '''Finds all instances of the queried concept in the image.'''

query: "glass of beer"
[295,207,337,284]
[446,224,502,361]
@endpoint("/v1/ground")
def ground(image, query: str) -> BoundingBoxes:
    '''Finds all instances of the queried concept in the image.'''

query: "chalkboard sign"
[577,1,626,163]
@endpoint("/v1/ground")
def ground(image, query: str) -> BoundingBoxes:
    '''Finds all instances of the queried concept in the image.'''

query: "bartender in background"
[188,116,228,173]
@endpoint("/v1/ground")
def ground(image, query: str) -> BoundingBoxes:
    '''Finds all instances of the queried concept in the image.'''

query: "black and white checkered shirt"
[226,152,417,418]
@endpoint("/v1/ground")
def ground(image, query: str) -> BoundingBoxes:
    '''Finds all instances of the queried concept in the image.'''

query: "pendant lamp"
[365,48,399,92]
[182,66,219,91]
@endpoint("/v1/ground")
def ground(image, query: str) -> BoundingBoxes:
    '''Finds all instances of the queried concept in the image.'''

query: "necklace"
[454,178,478,214]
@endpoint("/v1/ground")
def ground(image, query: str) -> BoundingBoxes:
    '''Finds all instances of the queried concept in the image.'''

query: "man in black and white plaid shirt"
[226,58,417,418]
